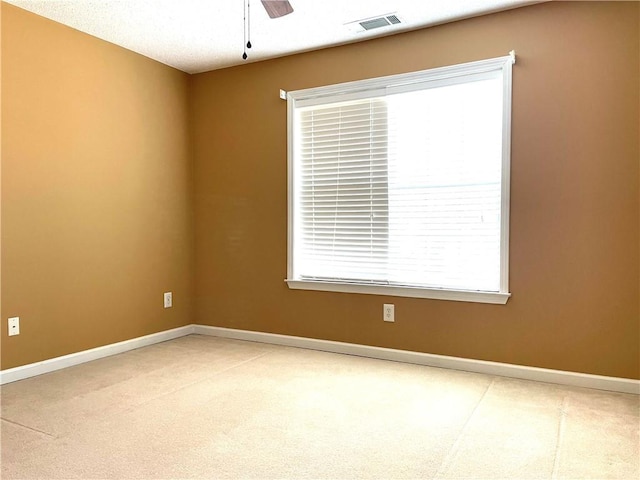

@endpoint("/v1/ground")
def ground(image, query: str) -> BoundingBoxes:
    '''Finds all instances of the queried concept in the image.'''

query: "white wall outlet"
[163,292,173,308]
[8,317,20,336]
[383,304,394,322]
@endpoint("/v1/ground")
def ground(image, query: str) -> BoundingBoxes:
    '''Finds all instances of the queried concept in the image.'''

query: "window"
[286,53,514,304]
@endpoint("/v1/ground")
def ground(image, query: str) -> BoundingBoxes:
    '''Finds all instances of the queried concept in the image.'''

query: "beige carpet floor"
[0,334,638,479]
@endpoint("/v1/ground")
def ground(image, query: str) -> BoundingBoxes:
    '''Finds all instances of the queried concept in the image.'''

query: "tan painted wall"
[1,4,193,369]
[2,1,638,379]
[191,1,640,379]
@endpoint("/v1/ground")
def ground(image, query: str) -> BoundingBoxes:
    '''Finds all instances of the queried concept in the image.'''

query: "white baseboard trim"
[2,324,638,395]
[194,325,640,395]
[0,325,195,385]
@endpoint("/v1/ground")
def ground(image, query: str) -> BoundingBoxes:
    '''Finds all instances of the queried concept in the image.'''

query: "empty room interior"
[1,0,639,479]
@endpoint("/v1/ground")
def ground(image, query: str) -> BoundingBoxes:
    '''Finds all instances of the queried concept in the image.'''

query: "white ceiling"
[4,0,540,74]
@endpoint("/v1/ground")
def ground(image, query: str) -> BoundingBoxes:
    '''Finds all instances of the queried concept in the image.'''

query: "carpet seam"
[431,376,496,479]
[550,395,568,480]
[115,350,273,415]
[0,417,56,438]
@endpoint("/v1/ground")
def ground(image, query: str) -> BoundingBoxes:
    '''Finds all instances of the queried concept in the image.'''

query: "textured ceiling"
[4,0,541,74]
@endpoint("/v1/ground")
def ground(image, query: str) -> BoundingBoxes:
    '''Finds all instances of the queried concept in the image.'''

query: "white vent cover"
[346,13,403,33]
[386,15,401,25]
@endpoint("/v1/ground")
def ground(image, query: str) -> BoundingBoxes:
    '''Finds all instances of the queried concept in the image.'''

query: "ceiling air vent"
[347,13,403,33]
[386,15,401,25]
[360,17,392,31]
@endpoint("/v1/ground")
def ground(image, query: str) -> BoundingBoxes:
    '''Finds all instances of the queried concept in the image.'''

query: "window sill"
[285,280,510,304]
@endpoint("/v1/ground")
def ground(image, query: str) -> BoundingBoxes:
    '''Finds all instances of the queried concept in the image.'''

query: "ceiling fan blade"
[260,0,294,19]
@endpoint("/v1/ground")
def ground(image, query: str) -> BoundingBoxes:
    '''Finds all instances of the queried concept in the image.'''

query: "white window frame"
[286,53,515,304]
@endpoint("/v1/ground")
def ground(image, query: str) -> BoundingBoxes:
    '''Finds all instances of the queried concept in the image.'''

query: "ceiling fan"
[243,1,294,59]
[260,0,294,19]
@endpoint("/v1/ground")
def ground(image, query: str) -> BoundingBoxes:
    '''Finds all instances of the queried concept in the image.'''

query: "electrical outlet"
[383,304,394,322]
[8,317,20,336]
[164,292,173,308]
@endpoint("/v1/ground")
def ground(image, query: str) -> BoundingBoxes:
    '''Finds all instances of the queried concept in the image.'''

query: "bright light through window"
[387,77,503,291]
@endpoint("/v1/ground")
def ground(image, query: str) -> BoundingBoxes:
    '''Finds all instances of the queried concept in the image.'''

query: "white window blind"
[297,99,389,283]
[287,54,514,304]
